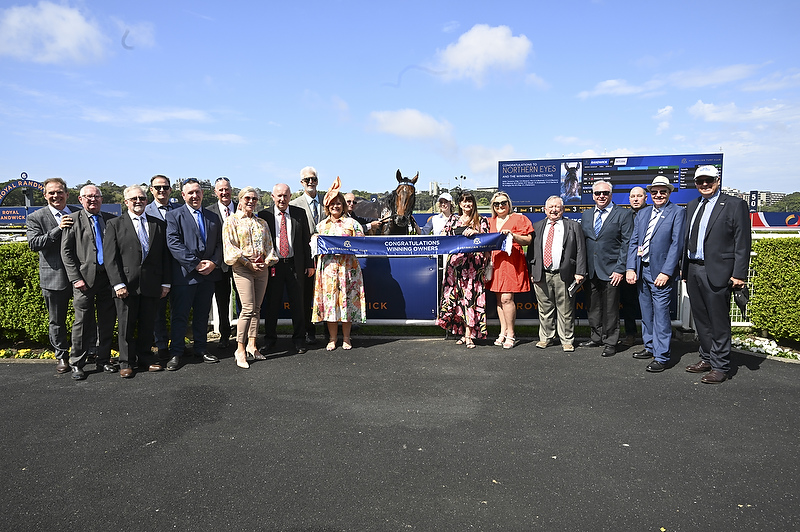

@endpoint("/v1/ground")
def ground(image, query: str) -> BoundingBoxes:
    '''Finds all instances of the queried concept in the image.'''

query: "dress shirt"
[274,207,294,258]
[543,219,565,271]
[688,190,720,261]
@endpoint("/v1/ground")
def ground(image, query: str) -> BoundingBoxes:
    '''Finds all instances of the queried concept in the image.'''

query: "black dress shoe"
[201,352,219,363]
[71,366,86,380]
[646,360,666,372]
[218,338,230,349]
[305,334,317,345]
[56,358,70,374]
[263,339,277,352]
[580,340,601,348]
[632,349,654,359]
[295,344,308,354]
[166,356,180,371]
[98,362,118,373]
[601,346,616,357]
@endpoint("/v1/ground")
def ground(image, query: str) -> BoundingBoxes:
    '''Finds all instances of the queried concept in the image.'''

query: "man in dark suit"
[258,183,315,354]
[619,186,647,346]
[104,186,171,377]
[290,166,323,344]
[165,178,223,370]
[625,177,686,373]
[580,180,634,356]
[527,195,587,352]
[345,193,381,233]
[61,184,118,380]
[206,176,237,348]
[26,177,78,374]
[144,174,174,360]
[682,165,751,384]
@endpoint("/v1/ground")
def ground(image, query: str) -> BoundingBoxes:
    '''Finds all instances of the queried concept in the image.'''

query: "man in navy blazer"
[144,174,174,360]
[61,184,118,380]
[104,185,172,377]
[625,177,686,372]
[527,196,587,352]
[682,165,751,384]
[258,183,315,354]
[26,177,78,374]
[580,180,634,356]
[165,178,223,370]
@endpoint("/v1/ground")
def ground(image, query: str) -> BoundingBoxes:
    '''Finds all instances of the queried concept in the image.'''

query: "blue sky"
[1,0,798,196]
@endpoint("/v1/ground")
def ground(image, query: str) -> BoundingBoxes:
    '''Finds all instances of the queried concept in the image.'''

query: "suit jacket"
[165,205,223,285]
[144,200,171,221]
[290,194,322,235]
[26,205,78,291]
[626,202,686,279]
[581,205,634,279]
[527,217,587,284]
[206,201,238,273]
[681,193,751,287]
[258,205,314,273]
[103,213,171,298]
[61,210,117,288]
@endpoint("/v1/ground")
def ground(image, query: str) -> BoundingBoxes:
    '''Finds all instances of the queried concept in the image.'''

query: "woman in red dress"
[487,192,533,349]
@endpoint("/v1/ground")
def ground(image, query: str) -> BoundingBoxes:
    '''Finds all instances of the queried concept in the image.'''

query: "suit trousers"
[41,286,72,359]
[303,272,316,337]
[231,264,269,343]
[213,268,237,339]
[619,281,640,337]
[638,263,674,363]
[153,296,170,350]
[585,276,621,347]
[69,270,115,367]
[115,293,159,368]
[169,280,215,357]
[533,271,575,344]
[262,260,306,343]
[686,262,733,372]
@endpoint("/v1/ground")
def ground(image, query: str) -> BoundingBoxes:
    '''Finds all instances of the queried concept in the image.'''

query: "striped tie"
[136,216,149,262]
[640,208,660,262]
[594,209,604,236]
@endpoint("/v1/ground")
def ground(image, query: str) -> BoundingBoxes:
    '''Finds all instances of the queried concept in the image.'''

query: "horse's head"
[391,169,418,228]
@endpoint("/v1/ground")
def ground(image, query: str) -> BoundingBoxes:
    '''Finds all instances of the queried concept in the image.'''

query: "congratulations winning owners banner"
[316,233,508,256]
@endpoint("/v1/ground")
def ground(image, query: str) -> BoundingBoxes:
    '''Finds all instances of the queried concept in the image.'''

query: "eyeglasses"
[345,200,355,204]
[81,194,102,200]
[182,178,200,186]
[125,196,147,202]
[694,177,716,186]
[152,185,170,191]
[242,196,258,202]
[593,190,611,196]
[650,190,670,196]
[215,177,230,183]
[301,177,318,184]
[492,200,509,207]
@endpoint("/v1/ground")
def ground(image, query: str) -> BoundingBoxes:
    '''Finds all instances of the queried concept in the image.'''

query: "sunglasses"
[182,178,200,186]
[650,190,670,196]
[152,185,170,191]
[593,190,611,196]
[215,177,230,183]
[694,177,716,186]
[301,177,318,184]
[492,200,509,207]
[125,196,147,202]
[242,196,258,202]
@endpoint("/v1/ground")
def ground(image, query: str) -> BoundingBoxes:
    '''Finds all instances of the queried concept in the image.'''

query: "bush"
[749,238,800,341]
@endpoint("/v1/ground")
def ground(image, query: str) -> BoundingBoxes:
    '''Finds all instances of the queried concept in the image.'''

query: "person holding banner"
[313,178,367,351]
[487,192,533,349]
[436,192,491,348]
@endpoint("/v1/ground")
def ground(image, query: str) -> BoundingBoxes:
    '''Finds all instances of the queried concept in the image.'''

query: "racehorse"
[561,162,581,203]
[352,169,421,235]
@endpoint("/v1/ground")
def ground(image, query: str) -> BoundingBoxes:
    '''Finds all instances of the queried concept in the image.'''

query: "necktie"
[136,216,149,262]
[279,211,290,258]
[688,199,707,255]
[594,209,605,236]
[91,215,104,265]
[640,208,660,262]
[224,205,230,219]
[159,206,167,220]
[311,199,319,225]
[194,209,206,241]
[543,221,555,269]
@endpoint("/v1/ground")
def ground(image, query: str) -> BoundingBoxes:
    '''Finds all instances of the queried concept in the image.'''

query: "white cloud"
[463,144,519,177]
[688,100,800,123]
[578,79,664,99]
[554,135,585,145]
[525,73,549,89]
[742,70,800,92]
[654,106,673,134]
[0,1,107,63]
[442,21,460,33]
[82,106,211,123]
[434,24,532,85]
[141,129,245,144]
[370,109,453,141]
[669,64,760,88]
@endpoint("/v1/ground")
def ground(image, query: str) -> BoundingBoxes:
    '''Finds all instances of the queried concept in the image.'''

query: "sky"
[1,0,799,197]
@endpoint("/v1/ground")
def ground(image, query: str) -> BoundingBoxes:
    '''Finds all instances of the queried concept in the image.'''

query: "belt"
[545,269,560,274]
[641,261,649,267]
[688,259,704,265]
[277,257,295,264]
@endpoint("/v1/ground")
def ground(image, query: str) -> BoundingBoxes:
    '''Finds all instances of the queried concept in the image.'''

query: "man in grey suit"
[26,177,77,374]
[206,176,237,348]
[289,166,322,345]
[682,165,751,384]
[527,196,587,352]
[165,178,223,370]
[580,180,634,357]
[144,174,173,360]
[104,185,171,377]
[61,184,118,380]
[259,183,315,354]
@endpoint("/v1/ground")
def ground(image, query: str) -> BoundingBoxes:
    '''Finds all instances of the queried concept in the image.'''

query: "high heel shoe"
[246,347,266,361]
[234,350,249,369]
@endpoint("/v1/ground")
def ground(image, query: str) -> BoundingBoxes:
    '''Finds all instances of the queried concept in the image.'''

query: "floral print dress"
[312,216,367,323]
[436,214,490,338]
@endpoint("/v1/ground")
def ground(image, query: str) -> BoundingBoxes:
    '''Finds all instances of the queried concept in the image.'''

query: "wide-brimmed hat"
[646,175,674,192]
[694,165,720,180]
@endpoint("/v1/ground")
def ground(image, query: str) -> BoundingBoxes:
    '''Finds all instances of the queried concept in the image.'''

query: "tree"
[763,192,800,212]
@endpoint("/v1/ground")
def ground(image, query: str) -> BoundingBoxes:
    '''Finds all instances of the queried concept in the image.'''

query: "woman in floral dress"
[313,178,366,351]
[436,191,490,348]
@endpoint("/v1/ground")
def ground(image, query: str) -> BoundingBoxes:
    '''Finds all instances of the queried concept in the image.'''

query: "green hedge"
[749,238,800,341]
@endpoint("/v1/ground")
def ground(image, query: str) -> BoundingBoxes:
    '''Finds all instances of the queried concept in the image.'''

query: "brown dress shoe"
[685,360,712,373]
[701,369,727,384]
[56,359,70,374]
[149,363,164,372]
[120,368,134,378]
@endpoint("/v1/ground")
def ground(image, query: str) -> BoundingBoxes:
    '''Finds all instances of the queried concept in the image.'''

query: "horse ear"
[396,169,402,182]
[411,172,419,184]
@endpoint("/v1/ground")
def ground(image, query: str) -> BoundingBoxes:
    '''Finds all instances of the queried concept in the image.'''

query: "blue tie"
[594,209,605,236]
[194,209,206,241]
[91,215,104,265]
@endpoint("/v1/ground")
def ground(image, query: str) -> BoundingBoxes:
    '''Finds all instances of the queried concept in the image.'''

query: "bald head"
[629,186,646,211]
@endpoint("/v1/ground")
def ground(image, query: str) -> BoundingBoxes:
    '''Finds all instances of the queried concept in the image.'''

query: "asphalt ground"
[1,336,798,532]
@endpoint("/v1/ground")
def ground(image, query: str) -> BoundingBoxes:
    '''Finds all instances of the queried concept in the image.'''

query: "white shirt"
[274,206,294,258]
[542,219,565,270]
